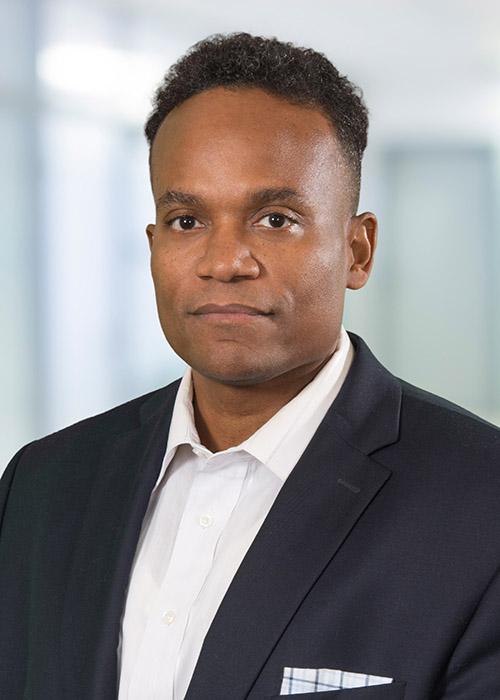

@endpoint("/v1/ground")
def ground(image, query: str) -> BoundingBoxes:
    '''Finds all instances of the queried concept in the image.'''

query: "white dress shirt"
[117,326,354,700]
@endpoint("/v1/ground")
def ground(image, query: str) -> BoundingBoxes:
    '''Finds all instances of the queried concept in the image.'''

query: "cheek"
[150,251,186,335]
[290,244,347,313]
[151,247,182,298]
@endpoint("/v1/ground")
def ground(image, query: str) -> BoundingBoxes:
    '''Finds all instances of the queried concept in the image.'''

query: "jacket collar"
[329,331,402,454]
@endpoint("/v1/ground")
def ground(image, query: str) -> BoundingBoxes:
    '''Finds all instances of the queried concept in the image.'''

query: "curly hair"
[144,32,369,209]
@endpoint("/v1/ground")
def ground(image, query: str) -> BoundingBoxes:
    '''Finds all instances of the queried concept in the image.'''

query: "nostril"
[195,250,261,281]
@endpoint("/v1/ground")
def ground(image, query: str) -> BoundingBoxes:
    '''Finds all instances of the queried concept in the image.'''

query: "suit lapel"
[184,416,392,699]
[184,333,402,699]
[61,382,180,700]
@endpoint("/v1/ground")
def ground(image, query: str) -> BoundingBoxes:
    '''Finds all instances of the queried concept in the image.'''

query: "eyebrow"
[155,187,305,210]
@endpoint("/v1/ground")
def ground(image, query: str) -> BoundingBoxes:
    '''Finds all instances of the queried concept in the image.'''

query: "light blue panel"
[0,0,41,468]
[106,128,187,404]
[348,146,499,422]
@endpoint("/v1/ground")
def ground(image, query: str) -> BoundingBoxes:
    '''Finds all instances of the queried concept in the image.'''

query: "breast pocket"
[266,680,406,698]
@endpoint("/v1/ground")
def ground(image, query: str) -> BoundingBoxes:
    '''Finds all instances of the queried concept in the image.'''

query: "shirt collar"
[153,325,353,490]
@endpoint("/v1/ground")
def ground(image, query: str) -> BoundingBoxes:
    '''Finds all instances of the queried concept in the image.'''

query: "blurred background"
[1,0,500,468]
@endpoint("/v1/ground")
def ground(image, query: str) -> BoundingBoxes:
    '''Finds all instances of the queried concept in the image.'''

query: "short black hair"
[144,32,369,210]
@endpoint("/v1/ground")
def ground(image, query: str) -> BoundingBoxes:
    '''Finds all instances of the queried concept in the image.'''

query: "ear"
[146,223,155,252]
[346,212,377,290]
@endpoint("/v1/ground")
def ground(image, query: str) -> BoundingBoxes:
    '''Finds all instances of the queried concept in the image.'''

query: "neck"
[191,350,337,453]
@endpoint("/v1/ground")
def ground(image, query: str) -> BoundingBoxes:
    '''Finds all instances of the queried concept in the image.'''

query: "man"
[1,32,499,700]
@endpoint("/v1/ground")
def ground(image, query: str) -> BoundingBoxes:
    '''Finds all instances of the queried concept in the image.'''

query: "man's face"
[147,86,375,386]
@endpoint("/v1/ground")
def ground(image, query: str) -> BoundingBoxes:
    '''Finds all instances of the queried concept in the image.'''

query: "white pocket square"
[280,667,393,694]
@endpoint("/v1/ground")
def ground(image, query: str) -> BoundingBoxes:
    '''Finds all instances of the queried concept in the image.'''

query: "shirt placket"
[128,452,249,700]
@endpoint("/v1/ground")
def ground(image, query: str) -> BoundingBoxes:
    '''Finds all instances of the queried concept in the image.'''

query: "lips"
[192,303,271,315]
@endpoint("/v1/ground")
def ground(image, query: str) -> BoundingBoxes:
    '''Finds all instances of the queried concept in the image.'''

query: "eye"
[256,212,298,229]
[166,215,204,231]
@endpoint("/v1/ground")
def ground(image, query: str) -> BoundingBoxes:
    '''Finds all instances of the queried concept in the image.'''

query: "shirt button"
[162,610,176,625]
[198,514,213,528]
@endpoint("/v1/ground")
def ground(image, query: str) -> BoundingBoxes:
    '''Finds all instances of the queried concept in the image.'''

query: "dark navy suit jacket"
[1,332,500,699]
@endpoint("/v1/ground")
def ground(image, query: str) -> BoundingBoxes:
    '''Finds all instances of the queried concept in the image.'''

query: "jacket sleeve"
[0,443,33,698]
[434,561,500,698]
[0,444,30,529]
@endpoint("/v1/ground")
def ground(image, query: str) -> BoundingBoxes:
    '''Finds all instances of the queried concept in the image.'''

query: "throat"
[190,351,336,453]
[193,399,268,452]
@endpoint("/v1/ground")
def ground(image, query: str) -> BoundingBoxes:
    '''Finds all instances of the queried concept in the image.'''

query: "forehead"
[149,87,347,201]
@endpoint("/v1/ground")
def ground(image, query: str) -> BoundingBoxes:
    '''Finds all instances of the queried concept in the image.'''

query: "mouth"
[191,303,272,315]
[189,303,274,323]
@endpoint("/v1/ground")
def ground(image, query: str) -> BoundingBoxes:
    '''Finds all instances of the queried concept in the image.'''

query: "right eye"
[166,215,204,231]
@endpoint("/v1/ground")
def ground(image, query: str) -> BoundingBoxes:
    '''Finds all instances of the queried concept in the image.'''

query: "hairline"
[147,84,361,213]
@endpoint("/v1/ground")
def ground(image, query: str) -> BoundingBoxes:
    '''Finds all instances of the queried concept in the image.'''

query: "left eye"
[257,213,296,228]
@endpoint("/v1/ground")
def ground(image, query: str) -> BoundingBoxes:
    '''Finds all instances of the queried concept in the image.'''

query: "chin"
[168,333,289,385]
[195,364,272,386]
[189,352,280,386]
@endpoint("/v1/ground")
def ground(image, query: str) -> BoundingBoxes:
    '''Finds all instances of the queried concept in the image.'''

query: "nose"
[195,224,260,282]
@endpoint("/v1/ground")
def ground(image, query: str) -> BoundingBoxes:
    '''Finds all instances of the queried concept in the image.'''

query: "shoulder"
[343,331,500,461]
[378,376,500,514]
[398,377,500,454]
[6,379,181,467]
[0,380,181,523]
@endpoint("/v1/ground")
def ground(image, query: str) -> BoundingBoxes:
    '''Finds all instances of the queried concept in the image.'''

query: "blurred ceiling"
[40,0,500,141]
